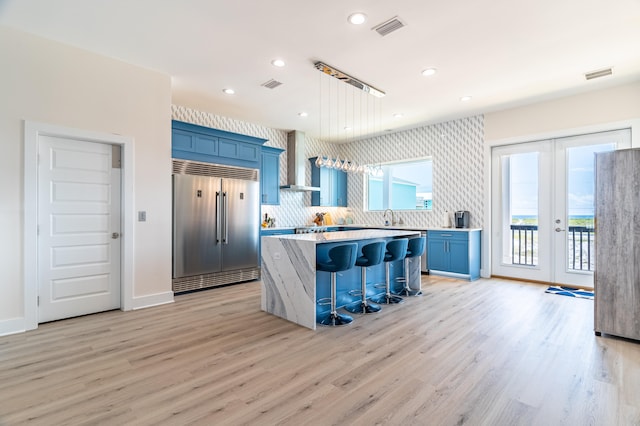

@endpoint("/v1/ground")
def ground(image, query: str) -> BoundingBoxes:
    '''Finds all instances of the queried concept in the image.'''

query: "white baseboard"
[0,317,26,337]
[131,291,174,310]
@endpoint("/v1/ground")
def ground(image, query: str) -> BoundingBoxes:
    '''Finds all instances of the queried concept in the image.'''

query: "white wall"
[484,81,640,143]
[0,26,173,334]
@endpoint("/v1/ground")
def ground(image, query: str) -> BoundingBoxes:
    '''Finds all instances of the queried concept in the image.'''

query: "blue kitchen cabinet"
[427,229,481,280]
[309,157,347,207]
[172,120,267,168]
[260,146,284,205]
[335,166,347,207]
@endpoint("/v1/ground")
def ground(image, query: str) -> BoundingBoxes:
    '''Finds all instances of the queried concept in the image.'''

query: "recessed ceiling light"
[421,68,437,76]
[271,59,285,67]
[298,112,308,117]
[460,95,472,102]
[223,88,235,95]
[348,12,367,25]
[393,113,403,118]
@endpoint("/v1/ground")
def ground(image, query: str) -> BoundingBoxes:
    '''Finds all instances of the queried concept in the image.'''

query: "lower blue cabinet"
[427,229,480,280]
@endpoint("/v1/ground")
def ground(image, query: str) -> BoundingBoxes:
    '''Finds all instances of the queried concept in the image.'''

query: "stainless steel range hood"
[280,130,321,192]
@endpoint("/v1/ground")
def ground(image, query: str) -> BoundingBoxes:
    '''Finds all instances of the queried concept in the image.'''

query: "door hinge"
[37,296,40,306]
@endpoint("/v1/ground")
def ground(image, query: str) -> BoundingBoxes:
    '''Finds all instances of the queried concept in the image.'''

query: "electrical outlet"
[138,211,146,222]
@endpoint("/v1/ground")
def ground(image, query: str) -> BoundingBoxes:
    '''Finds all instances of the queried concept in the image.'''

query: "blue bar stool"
[345,241,385,314]
[316,243,358,326]
[372,238,408,305]
[396,236,426,297]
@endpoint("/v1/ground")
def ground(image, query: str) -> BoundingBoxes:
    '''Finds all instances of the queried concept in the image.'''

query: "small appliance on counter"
[454,211,470,228]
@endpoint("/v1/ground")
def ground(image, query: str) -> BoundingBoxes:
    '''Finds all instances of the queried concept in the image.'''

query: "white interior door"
[492,129,631,287]
[38,135,121,322]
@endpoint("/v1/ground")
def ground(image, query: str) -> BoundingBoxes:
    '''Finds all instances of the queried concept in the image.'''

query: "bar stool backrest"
[406,236,426,258]
[358,241,386,267]
[319,243,358,273]
[385,238,408,262]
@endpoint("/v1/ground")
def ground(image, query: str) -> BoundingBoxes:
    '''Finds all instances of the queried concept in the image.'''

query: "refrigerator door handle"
[223,191,229,244]
[216,191,221,243]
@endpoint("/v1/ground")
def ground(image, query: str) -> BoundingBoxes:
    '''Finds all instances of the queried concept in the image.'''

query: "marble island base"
[261,229,422,330]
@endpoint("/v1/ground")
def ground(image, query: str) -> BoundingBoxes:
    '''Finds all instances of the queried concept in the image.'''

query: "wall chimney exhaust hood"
[280,130,320,192]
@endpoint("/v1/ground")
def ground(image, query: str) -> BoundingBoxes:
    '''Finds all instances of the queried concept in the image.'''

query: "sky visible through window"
[509,143,615,220]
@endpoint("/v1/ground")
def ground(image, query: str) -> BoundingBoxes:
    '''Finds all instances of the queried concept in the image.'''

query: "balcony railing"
[510,224,595,271]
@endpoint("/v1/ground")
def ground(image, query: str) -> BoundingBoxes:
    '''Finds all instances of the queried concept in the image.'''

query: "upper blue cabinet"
[171,120,267,169]
[309,157,348,207]
[261,146,284,205]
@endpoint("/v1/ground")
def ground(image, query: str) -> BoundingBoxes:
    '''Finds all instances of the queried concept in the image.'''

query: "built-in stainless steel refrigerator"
[172,160,260,293]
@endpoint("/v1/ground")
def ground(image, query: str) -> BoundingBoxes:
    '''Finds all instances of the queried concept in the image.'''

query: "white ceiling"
[2,0,639,142]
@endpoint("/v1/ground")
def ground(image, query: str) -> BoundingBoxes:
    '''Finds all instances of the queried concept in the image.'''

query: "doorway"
[24,121,134,330]
[37,135,122,322]
[491,129,631,287]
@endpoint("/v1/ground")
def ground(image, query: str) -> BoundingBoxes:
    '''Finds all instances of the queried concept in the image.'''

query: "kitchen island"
[261,229,421,329]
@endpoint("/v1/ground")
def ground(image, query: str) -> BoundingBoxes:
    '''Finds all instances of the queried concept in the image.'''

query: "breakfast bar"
[261,229,421,329]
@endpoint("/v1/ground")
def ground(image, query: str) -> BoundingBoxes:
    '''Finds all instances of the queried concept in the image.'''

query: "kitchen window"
[366,158,433,211]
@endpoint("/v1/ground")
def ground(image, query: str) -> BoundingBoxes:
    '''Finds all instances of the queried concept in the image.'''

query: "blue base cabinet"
[427,229,481,280]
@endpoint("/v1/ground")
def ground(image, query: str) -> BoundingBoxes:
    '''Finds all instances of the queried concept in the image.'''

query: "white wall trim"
[23,121,135,332]
[131,291,175,310]
[0,318,27,337]
[482,118,640,278]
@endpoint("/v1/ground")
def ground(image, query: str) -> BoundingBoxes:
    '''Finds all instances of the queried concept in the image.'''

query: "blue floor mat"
[545,286,594,299]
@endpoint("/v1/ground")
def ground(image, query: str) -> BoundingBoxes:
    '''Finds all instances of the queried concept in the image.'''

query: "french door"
[491,129,631,288]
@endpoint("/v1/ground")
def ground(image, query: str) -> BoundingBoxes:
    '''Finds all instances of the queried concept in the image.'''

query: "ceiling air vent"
[585,68,613,80]
[261,79,283,89]
[373,16,406,37]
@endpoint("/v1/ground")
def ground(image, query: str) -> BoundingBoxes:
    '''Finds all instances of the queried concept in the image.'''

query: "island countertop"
[264,228,420,243]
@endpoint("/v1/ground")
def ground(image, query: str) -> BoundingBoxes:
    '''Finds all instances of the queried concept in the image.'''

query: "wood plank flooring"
[1,275,639,425]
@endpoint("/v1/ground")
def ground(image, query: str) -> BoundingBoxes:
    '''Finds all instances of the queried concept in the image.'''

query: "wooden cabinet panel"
[594,149,640,341]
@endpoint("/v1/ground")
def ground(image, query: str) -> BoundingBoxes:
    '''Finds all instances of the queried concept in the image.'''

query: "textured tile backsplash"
[172,105,484,229]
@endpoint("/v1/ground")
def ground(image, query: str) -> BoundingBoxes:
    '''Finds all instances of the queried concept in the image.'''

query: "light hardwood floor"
[1,276,639,425]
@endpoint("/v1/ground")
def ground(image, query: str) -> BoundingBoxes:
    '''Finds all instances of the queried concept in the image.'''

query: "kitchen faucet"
[383,209,395,226]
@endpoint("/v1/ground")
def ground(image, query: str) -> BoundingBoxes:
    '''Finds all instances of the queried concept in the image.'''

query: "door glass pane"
[502,152,539,266]
[565,143,615,271]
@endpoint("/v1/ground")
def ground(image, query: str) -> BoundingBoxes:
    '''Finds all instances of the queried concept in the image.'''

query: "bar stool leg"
[373,262,404,304]
[396,257,422,296]
[346,267,382,314]
[319,271,353,326]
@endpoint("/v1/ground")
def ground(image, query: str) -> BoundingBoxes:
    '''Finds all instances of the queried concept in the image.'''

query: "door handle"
[555,227,565,232]
[223,191,229,244]
[111,232,120,239]
[216,191,221,243]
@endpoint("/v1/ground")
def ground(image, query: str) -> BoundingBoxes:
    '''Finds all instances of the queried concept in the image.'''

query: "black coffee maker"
[454,211,470,228]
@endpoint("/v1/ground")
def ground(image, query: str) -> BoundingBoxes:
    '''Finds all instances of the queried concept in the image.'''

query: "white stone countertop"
[263,228,420,243]
[340,224,482,232]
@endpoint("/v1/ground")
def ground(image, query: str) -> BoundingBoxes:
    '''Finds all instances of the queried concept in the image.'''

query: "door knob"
[112,232,120,239]
[555,228,565,232]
